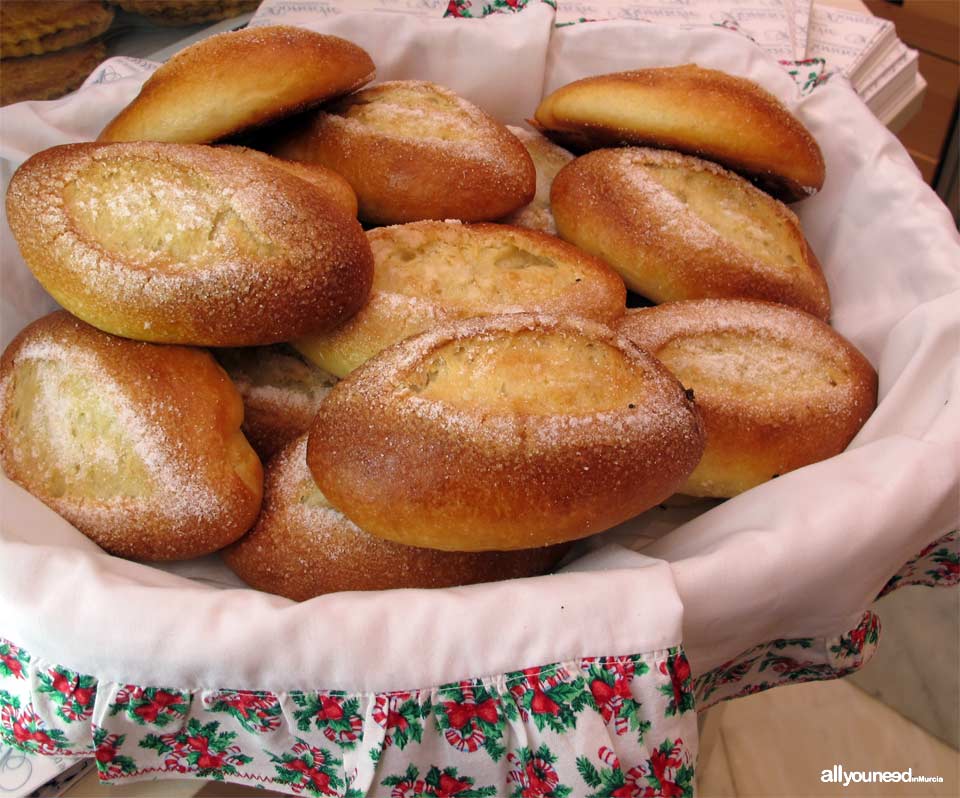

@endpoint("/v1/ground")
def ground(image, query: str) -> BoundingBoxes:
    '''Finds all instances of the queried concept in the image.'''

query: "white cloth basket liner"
[0,3,957,693]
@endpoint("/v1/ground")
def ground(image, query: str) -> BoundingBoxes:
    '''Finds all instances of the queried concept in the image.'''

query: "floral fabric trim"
[878,529,959,597]
[779,57,832,95]
[691,530,958,710]
[693,611,881,711]
[0,639,696,797]
[445,0,550,19]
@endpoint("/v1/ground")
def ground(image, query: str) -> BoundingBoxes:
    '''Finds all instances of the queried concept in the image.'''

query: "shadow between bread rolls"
[223,436,570,600]
[215,345,339,463]
[307,314,706,552]
[5,141,375,347]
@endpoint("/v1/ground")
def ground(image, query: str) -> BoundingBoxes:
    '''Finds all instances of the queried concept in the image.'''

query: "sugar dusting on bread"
[617,299,877,498]
[0,339,220,537]
[7,141,374,345]
[619,299,874,423]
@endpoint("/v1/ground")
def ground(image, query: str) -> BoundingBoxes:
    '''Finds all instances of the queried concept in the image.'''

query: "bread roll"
[617,300,878,497]
[1,1,112,58]
[535,65,825,202]
[551,147,830,320]
[0,312,263,561]
[270,80,536,225]
[308,313,704,551]
[99,26,375,143]
[224,436,569,600]
[215,345,338,462]
[6,141,374,347]
[216,145,358,217]
[500,126,574,234]
[295,221,627,377]
[0,40,105,106]
[111,1,258,26]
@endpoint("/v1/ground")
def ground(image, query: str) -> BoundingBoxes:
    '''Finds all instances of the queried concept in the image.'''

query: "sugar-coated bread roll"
[99,26,375,143]
[308,314,704,551]
[270,80,536,225]
[617,300,877,497]
[6,141,374,347]
[216,145,359,217]
[500,126,574,234]
[551,148,830,320]
[215,345,338,462]
[224,436,570,600]
[0,312,263,560]
[535,65,825,202]
[295,221,627,377]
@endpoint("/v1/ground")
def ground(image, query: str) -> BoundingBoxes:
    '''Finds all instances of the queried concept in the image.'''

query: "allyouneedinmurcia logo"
[821,765,945,786]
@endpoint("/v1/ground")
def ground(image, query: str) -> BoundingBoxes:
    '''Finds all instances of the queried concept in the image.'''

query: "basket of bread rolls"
[0,4,956,795]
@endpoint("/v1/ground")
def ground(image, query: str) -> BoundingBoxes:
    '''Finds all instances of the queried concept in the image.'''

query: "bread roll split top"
[270,80,536,225]
[6,141,374,346]
[295,220,627,377]
[551,147,830,319]
[535,64,825,202]
[617,300,877,497]
[0,312,263,561]
[98,26,376,144]
[308,313,705,552]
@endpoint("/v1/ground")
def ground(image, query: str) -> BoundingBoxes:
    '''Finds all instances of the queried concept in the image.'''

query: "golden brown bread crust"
[224,435,570,600]
[617,300,878,497]
[215,345,338,462]
[551,147,830,320]
[215,145,359,217]
[534,65,825,202]
[111,1,259,26]
[5,141,374,347]
[500,126,574,234]
[1,1,113,58]
[0,311,263,561]
[98,26,375,143]
[0,41,105,106]
[270,80,536,225]
[295,221,627,377]
[307,313,704,551]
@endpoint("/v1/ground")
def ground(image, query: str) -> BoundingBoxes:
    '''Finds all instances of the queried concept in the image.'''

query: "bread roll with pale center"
[617,300,878,497]
[551,147,830,319]
[308,313,704,551]
[295,221,627,377]
[5,141,374,347]
[270,80,536,225]
[535,64,825,202]
[0,312,263,561]
[224,436,570,600]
